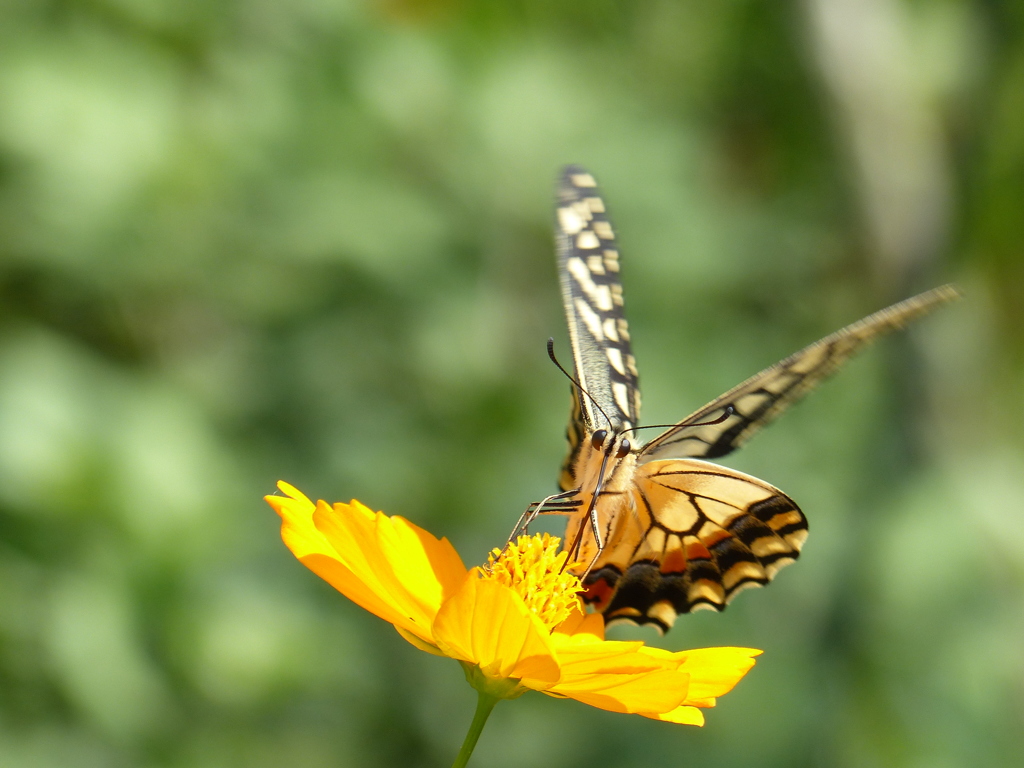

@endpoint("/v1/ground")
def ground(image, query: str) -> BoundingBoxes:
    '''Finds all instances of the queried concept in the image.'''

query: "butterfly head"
[575,428,638,493]
[590,429,632,459]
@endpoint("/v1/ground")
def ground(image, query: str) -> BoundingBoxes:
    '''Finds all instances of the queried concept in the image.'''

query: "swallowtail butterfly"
[514,165,958,633]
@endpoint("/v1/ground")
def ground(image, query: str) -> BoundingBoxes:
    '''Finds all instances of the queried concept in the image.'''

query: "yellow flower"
[265,481,759,725]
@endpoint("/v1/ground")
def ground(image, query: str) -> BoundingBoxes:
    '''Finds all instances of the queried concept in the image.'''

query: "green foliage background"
[0,1,1021,766]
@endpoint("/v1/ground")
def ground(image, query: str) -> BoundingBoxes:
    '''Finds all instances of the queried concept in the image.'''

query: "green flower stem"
[451,690,499,768]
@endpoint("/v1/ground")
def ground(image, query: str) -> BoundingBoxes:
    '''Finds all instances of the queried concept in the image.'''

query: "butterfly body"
[522,165,959,634]
[558,431,637,559]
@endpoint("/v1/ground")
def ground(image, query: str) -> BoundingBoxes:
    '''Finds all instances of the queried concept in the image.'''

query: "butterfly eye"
[591,430,608,450]
[616,439,631,458]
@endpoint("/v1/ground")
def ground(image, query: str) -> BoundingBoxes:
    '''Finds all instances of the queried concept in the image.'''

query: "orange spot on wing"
[660,547,687,574]
[583,577,614,610]
[685,539,712,561]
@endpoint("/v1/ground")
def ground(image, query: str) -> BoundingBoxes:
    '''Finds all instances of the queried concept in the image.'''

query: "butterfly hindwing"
[556,166,640,491]
[639,285,959,462]
[581,460,807,633]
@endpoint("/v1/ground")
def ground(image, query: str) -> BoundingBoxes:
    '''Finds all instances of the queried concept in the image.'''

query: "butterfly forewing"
[640,285,959,462]
[556,166,640,490]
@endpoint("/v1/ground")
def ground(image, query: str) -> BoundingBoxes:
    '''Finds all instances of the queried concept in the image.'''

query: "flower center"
[483,534,583,631]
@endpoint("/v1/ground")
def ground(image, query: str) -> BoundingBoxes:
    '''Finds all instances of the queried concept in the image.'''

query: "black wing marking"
[578,459,807,633]
[555,165,641,464]
[639,285,959,461]
[558,384,586,491]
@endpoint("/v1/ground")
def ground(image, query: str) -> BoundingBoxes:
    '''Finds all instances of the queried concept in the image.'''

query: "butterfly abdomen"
[562,445,640,568]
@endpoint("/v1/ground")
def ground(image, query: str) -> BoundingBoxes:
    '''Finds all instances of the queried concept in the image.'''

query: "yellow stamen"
[483,534,584,631]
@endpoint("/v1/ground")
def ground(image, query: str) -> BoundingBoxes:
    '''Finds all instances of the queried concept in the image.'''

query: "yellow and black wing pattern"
[556,166,641,491]
[582,460,807,632]
[639,285,959,462]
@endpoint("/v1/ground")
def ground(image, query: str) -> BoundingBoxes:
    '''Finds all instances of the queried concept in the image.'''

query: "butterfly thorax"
[562,430,638,571]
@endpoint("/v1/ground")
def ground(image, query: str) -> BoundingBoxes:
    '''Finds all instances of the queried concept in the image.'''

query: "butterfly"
[512,165,958,633]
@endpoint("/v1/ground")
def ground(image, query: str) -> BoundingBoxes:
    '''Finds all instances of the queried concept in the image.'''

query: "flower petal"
[312,499,466,624]
[266,483,466,642]
[268,482,334,561]
[268,488,420,634]
[642,706,706,726]
[640,646,761,706]
[550,666,691,714]
[545,638,691,714]
[395,627,446,656]
[552,605,605,642]
[432,572,560,685]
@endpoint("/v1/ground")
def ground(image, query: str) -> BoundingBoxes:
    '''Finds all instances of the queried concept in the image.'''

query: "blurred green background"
[0,1,1021,766]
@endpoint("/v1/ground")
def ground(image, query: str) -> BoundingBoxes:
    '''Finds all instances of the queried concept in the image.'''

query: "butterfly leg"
[561,501,606,578]
[525,493,583,534]
[494,494,581,567]
[581,506,607,578]
[507,489,581,546]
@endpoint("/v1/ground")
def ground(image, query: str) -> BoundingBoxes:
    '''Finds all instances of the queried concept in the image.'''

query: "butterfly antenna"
[620,406,735,436]
[546,338,614,429]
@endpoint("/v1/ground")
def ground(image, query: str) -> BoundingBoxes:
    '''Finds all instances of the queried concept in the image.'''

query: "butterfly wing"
[547,168,956,631]
[581,459,807,632]
[556,166,641,490]
[639,285,959,462]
